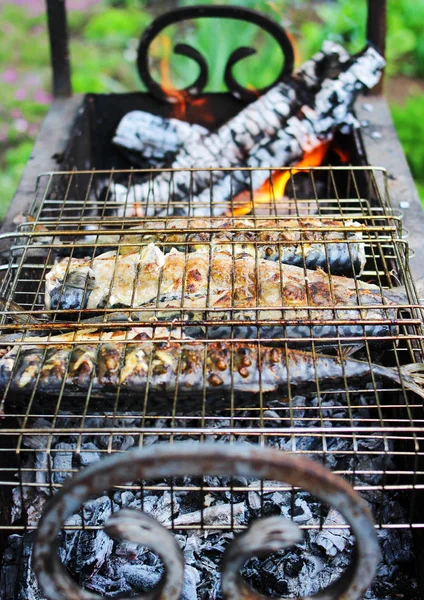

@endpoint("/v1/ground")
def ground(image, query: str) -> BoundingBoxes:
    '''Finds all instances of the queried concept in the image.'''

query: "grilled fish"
[1,333,423,400]
[44,244,406,345]
[92,217,366,275]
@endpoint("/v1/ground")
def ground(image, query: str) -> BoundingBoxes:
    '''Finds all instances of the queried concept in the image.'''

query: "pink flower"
[31,25,45,35]
[25,73,42,86]
[2,68,17,83]
[14,118,28,133]
[33,89,52,105]
[11,0,44,16]
[15,89,28,101]
[29,123,40,137]
[11,108,22,118]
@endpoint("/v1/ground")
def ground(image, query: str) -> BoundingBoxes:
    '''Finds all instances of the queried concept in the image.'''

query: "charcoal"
[282,551,304,577]
[291,498,314,524]
[34,451,48,489]
[15,534,43,600]
[2,397,421,600]
[98,434,135,451]
[378,527,414,569]
[151,490,180,524]
[86,573,131,596]
[179,533,203,565]
[182,565,201,600]
[21,419,51,450]
[115,540,139,559]
[0,542,19,600]
[53,442,74,484]
[11,455,36,523]
[248,490,261,510]
[79,442,101,466]
[58,514,82,565]
[72,496,114,578]
[314,508,351,557]
[172,502,246,528]
[26,493,50,528]
[115,490,139,509]
[121,563,162,591]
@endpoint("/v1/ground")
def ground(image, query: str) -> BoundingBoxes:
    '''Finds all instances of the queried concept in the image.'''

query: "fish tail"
[384,275,424,305]
[380,362,424,400]
[413,276,424,303]
[0,296,40,325]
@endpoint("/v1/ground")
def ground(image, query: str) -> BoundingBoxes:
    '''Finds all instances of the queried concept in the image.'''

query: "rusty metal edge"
[356,94,424,281]
[33,442,381,600]
[46,0,72,98]
[0,96,84,249]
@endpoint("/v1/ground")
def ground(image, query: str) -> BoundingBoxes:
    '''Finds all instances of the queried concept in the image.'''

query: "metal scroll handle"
[33,443,381,600]
[137,5,295,103]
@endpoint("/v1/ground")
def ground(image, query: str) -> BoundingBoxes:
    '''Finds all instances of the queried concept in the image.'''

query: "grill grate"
[0,165,423,598]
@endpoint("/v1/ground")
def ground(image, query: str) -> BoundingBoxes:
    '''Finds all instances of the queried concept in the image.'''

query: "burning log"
[113,111,209,167]
[112,43,384,217]
[178,46,385,217]
[112,41,348,169]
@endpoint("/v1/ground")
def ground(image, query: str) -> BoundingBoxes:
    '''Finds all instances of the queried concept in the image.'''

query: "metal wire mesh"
[0,166,423,598]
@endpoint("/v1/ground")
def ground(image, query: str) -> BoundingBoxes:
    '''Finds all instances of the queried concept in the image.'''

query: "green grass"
[391,94,424,198]
[0,0,423,220]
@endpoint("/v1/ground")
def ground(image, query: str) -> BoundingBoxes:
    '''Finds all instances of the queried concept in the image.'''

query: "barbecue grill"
[1,2,424,599]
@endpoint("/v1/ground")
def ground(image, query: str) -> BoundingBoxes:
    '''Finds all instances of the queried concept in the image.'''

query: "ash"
[0,394,419,600]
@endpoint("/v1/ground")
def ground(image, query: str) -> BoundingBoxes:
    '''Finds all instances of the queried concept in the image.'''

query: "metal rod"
[45,0,72,98]
[367,0,387,95]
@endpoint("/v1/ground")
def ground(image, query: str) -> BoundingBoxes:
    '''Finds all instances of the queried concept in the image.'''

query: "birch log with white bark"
[189,46,385,215]
[112,43,384,217]
[113,112,209,166]
[112,42,350,169]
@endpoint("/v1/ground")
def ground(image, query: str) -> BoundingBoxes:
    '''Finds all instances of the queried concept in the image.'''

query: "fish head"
[49,269,96,310]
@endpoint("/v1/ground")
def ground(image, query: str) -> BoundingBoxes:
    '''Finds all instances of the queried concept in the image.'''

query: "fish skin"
[92,217,366,275]
[1,335,423,400]
[44,245,400,345]
[45,244,380,313]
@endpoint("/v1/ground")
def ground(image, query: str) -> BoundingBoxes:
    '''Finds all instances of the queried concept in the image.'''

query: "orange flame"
[232,142,330,216]
[332,145,350,164]
[159,35,187,119]
[158,35,216,125]
[246,83,261,99]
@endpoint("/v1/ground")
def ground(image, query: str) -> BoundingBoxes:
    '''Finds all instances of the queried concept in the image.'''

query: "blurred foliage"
[391,94,424,195]
[0,0,423,220]
[299,0,424,77]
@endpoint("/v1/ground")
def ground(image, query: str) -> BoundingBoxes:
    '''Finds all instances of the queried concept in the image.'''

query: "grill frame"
[1,1,424,597]
[1,159,424,600]
[0,166,423,533]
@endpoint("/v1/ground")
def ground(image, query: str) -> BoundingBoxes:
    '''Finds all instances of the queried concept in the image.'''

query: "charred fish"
[92,217,366,276]
[44,244,406,345]
[1,334,423,400]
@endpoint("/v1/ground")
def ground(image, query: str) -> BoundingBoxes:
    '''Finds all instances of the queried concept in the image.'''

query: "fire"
[246,83,261,99]
[232,142,330,216]
[158,35,215,125]
[159,35,187,120]
[332,145,350,164]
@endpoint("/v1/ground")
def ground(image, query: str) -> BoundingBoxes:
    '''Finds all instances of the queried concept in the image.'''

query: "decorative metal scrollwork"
[33,443,381,600]
[137,6,295,103]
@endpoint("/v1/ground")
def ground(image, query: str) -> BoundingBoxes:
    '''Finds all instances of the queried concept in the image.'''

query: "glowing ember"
[159,35,187,119]
[232,142,330,216]
[159,35,215,125]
